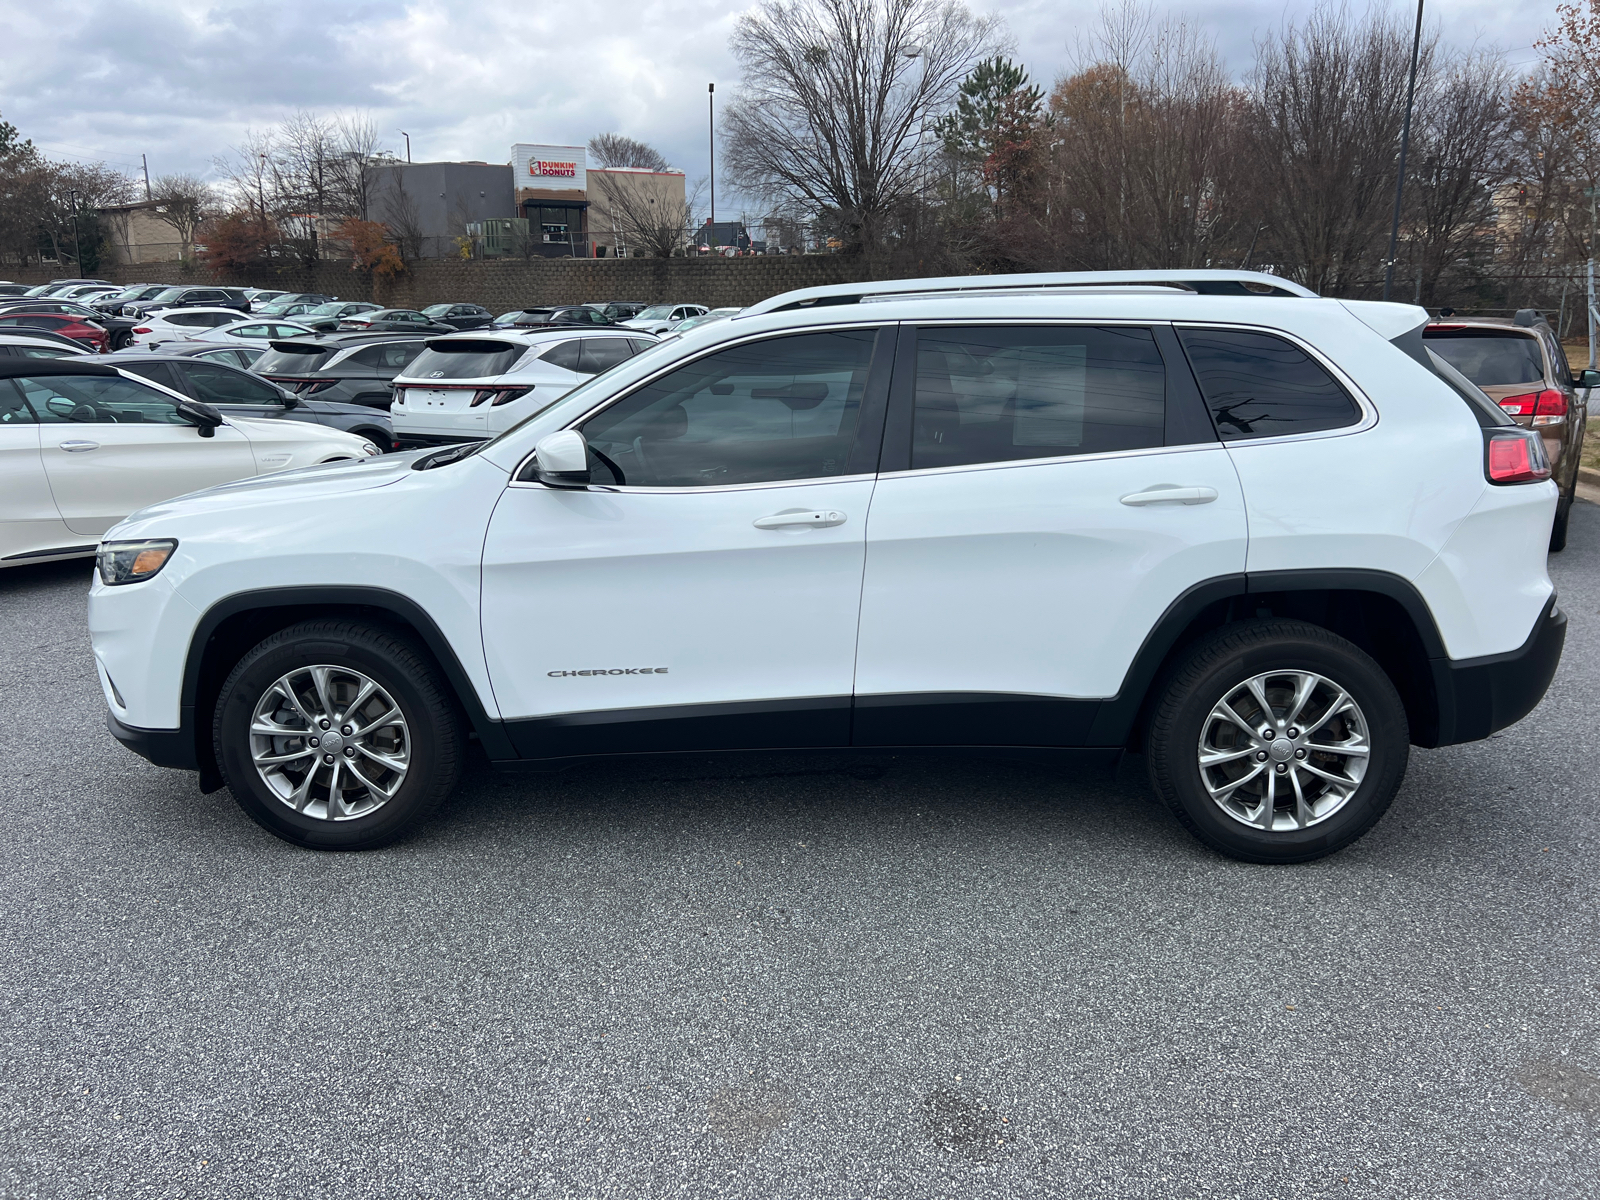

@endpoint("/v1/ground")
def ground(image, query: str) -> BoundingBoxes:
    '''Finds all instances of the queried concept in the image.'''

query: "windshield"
[635,305,674,319]
[1423,329,1546,387]
[422,304,451,317]
[307,302,346,315]
[253,345,336,374]
[403,340,526,380]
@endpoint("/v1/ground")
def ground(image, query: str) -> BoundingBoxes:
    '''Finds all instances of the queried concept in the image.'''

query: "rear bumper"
[1431,595,1566,746]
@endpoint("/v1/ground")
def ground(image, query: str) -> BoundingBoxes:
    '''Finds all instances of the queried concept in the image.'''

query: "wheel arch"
[182,586,512,792]
[1095,569,1448,752]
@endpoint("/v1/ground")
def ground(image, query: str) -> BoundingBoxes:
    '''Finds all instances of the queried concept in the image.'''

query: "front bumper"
[106,708,197,770]
[1431,595,1566,746]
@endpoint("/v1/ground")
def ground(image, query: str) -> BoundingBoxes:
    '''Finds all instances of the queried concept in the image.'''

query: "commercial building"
[367,161,517,259]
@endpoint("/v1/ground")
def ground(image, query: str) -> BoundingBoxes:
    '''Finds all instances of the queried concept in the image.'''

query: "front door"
[480,325,892,758]
[853,322,1247,746]
[0,382,76,560]
[25,371,257,536]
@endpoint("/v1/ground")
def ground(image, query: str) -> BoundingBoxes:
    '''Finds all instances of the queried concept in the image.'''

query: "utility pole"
[1383,0,1425,303]
[708,83,715,249]
[141,154,151,201]
[68,188,82,274]
[400,131,411,163]
[1588,185,1596,370]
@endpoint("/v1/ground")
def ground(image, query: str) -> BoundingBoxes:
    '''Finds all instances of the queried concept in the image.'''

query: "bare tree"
[588,133,670,171]
[1248,4,1434,294]
[590,172,704,257]
[723,0,1003,256]
[148,173,213,260]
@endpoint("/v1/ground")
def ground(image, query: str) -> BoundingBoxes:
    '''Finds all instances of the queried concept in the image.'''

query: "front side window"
[579,328,877,488]
[9,374,186,425]
[911,325,1165,470]
[182,362,282,405]
[1178,328,1360,441]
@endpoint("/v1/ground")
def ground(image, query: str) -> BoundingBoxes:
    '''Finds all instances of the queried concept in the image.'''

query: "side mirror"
[533,429,591,489]
[1577,369,1600,391]
[175,397,223,438]
[279,388,300,409]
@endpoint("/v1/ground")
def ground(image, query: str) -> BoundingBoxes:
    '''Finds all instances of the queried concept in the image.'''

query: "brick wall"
[4,255,871,311]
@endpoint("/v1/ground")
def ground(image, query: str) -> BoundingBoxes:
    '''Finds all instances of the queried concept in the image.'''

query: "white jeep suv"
[89,271,1565,862]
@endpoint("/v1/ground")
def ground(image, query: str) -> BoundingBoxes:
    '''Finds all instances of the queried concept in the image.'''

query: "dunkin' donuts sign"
[531,160,576,178]
[513,144,586,190]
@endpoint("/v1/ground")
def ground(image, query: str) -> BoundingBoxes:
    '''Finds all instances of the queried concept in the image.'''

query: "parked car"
[155,341,267,370]
[131,286,252,318]
[0,299,140,350]
[89,268,1564,864]
[292,301,383,331]
[622,302,709,334]
[24,279,112,298]
[1,357,380,568]
[421,303,494,331]
[252,332,430,410]
[0,283,32,297]
[389,328,659,446]
[1423,311,1594,551]
[189,317,322,346]
[126,307,262,349]
[337,308,457,334]
[499,306,617,330]
[257,294,334,316]
[92,283,170,316]
[0,331,94,359]
[0,309,109,351]
[244,289,290,309]
[55,284,121,303]
[105,351,396,451]
[584,301,649,321]
[668,307,742,334]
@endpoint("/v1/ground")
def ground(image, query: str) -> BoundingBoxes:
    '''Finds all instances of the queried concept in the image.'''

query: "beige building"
[100,201,186,265]
[587,167,689,257]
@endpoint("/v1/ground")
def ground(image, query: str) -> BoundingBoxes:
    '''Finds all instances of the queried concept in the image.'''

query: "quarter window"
[578,339,635,375]
[580,329,878,488]
[1178,328,1360,441]
[911,326,1165,470]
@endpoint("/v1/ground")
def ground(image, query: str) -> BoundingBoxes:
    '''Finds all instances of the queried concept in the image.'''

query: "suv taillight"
[1532,389,1568,426]
[469,386,534,408]
[302,380,337,394]
[1485,428,1552,484]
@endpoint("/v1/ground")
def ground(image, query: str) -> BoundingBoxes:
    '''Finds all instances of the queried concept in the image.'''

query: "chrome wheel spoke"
[1214,700,1263,741]
[1307,737,1369,758]
[249,664,408,823]
[1303,690,1353,737]
[1200,746,1258,768]
[1207,761,1266,802]
[1255,768,1278,828]
[1284,673,1318,728]
[1246,677,1277,728]
[1289,769,1312,829]
[1298,759,1358,790]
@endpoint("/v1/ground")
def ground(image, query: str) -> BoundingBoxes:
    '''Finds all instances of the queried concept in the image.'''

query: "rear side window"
[1178,328,1360,441]
[541,340,581,371]
[578,338,636,375]
[912,325,1165,470]
[405,341,523,379]
[1422,329,1546,387]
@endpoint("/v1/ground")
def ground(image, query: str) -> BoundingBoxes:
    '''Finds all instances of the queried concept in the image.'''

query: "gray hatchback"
[102,351,396,451]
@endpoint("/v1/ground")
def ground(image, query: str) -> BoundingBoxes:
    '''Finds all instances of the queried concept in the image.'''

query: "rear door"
[27,372,258,536]
[854,322,1246,746]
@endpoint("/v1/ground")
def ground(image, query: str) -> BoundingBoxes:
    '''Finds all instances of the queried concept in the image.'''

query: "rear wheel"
[213,620,463,849]
[1146,620,1408,863]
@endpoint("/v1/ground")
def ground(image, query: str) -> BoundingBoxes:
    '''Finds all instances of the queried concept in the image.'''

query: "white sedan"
[191,317,320,346]
[1,358,380,568]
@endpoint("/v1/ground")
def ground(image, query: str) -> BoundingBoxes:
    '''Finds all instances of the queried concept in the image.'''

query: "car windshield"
[404,340,525,380]
[150,287,189,303]
[635,305,675,320]
[421,304,452,317]
[307,302,346,315]
[253,345,336,373]
[1423,330,1546,387]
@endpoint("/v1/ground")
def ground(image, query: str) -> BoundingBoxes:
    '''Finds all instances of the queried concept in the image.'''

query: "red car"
[0,311,109,352]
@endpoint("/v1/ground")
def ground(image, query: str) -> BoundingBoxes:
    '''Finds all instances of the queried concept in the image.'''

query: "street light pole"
[400,131,411,163]
[1383,0,1425,303]
[68,188,83,274]
[1588,186,1596,370]
[708,83,715,249]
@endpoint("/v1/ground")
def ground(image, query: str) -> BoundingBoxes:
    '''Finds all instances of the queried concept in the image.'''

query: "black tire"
[110,330,133,351]
[213,619,463,849]
[1550,486,1572,552]
[1146,619,1408,864]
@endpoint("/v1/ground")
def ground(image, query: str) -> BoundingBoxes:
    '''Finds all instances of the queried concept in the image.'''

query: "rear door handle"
[753,509,847,529]
[1120,485,1218,506]
[59,440,100,453]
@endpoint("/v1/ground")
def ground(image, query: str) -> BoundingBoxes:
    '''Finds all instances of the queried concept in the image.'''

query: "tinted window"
[165,312,212,327]
[196,348,249,367]
[541,340,581,372]
[1178,328,1360,441]
[912,326,1165,469]
[14,345,79,359]
[1422,329,1546,387]
[580,329,876,488]
[405,341,524,380]
[347,342,423,370]
[0,315,67,329]
[254,346,334,373]
[0,383,35,422]
[578,339,636,375]
[9,374,185,425]
[182,362,282,405]
[119,361,178,388]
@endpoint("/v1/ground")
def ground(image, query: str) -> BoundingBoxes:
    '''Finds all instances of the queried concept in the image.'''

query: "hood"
[223,414,368,445]
[121,449,431,524]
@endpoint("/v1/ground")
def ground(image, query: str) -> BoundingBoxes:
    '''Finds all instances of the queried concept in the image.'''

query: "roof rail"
[741,269,1317,317]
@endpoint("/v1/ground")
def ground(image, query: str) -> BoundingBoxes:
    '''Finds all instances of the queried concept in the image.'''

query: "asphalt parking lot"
[2,509,1598,1200]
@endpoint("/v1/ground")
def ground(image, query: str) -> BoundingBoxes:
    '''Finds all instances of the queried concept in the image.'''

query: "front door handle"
[753,509,847,530]
[1120,485,1218,506]
[59,440,100,453]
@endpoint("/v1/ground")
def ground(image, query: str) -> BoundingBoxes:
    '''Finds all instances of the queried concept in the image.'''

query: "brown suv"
[1423,311,1597,550]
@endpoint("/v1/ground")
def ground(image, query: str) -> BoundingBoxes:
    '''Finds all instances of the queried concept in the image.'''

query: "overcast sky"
[0,0,1561,210]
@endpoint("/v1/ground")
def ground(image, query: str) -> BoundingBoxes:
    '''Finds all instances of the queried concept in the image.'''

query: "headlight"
[360,441,382,456]
[97,539,177,586]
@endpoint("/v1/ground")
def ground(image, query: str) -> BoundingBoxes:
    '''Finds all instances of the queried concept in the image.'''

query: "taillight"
[1532,389,1567,426]
[1498,392,1536,416]
[1485,428,1552,484]
[132,327,151,333]
[469,386,534,408]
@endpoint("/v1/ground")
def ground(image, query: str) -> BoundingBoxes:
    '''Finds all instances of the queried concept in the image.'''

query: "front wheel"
[1146,620,1408,864]
[213,620,464,849]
